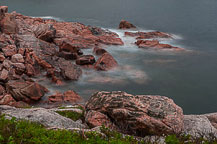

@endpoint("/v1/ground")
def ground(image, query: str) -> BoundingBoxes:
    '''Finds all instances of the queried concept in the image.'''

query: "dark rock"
[76,55,95,65]
[93,47,107,56]
[58,51,78,60]
[119,20,136,29]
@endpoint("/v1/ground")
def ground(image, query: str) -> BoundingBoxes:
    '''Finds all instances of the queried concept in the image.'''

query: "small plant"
[55,110,84,121]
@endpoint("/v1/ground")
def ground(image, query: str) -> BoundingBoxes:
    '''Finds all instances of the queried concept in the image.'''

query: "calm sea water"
[1,0,217,114]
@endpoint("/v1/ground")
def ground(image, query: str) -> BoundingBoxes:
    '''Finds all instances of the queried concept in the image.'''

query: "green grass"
[55,110,84,121]
[0,115,217,144]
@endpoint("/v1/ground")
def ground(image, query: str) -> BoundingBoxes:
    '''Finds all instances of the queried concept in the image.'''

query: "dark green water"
[1,0,217,114]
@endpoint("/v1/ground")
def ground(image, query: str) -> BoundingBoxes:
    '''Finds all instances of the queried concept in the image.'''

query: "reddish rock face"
[85,110,117,129]
[135,40,184,50]
[0,13,18,34]
[85,91,184,136]
[119,20,136,29]
[33,24,56,42]
[0,85,5,95]
[0,69,9,82]
[125,31,172,39]
[94,53,118,71]
[93,47,107,56]
[97,36,124,45]
[48,90,81,103]
[0,6,8,20]
[6,80,48,103]
[25,63,35,76]
[76,55,95,65]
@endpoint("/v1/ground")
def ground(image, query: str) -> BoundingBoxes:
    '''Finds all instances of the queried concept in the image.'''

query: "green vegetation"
[0,115,216,144]
[55,110,84,121]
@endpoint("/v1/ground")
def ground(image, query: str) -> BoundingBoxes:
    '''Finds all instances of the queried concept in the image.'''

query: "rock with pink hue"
[0,54,5,62]
[2,45,17,57]
[97,36,124,45]
[85,91,184,136]
[93,47,107,56]
[125,31,172,39]
[25,63,35,76]
[11,63,26,75]
[119,20,136,29]
[48,90,81,103]
[85,110,117,129]
[135,40,184,50]
[94,53,118,71]
[6,80,48,103]
[0,13,18,34]
[33,24,56,42]
[76,55,95,65]
[11,54,24,63]
[0,68,9,82]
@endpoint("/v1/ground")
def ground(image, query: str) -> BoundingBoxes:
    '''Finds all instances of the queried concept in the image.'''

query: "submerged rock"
[125,31,172,39]
[85,91,184,136]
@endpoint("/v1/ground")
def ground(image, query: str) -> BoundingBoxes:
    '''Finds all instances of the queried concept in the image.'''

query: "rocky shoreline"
[0,6,217,141]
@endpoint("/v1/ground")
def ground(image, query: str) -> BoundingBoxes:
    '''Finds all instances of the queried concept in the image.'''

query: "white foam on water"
[32,16,64,21]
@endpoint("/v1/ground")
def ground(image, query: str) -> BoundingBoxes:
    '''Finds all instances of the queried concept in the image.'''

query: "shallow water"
[1,0,217,114]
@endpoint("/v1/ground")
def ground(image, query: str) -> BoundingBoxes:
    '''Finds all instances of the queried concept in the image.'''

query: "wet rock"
[34,24,56,42]
[58,51,78,60]
[58,59,82,80]
[183,115,217,138]
[0,13,18,34]
[88,26,118,37]
[11,54,24,63]
[2,45,17,57]
[94,53,118,71]
[125,31,172,39]
[119,20,136,29]
[135,40,183,50]
[93,47,107,55]
[58,39,80,53]
[48,90,82,103]
[0,68,9,82]
[97,35,124,45]
[6,80,48,103]
[85,91,184,136]
[76,55,95,65]
[0,105,85,129]
[25,63,36,76]
[85,110,117,129]
[0,54,5,62]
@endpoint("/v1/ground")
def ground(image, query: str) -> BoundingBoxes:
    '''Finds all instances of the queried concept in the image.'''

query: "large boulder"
[85,91,184,136]
[183,115,217,138]
[119,20,136,29]
[94,53,118,71]
[0,105,85,129]
[11,54,25,63]
[205,113,217,130]
[0,13,18,34]
[33,24,56,42]
[0,6,8,20]
[6,80,48,103]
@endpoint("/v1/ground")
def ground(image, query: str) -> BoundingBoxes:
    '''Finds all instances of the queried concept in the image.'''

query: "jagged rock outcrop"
[85,91,184,136]
[119,20,136,29]
[94,53,118,71]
